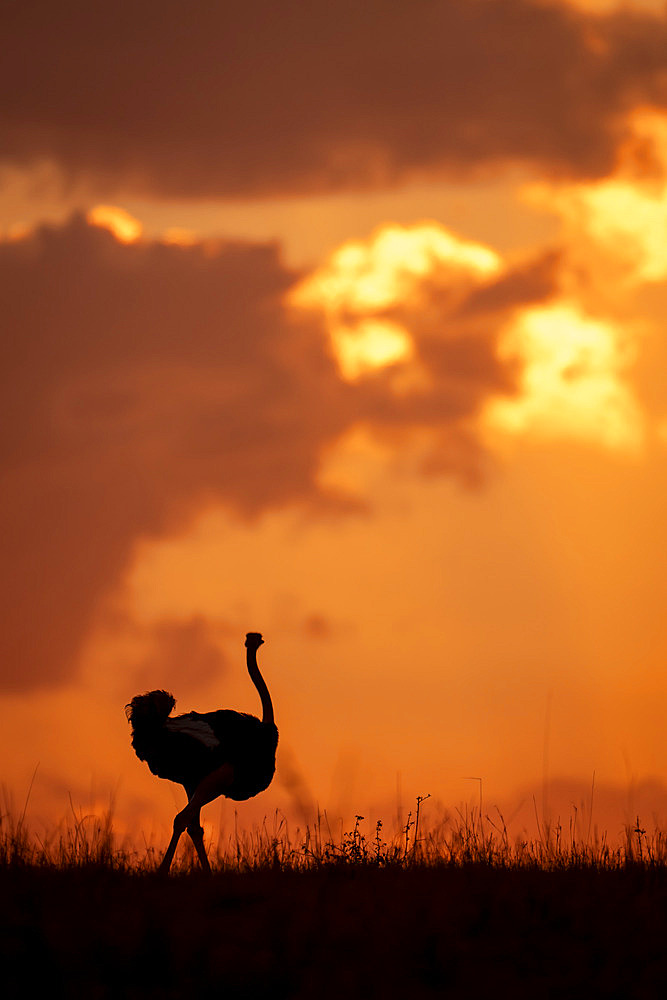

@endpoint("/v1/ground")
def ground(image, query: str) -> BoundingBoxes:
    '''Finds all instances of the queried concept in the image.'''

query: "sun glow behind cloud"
[495,110,667,453]
[291,219,644,453]
[485,303,643,451]
[291,222,500,380]
[525,110,667,286]
[543,180,667,285]
[331,319,414,381]
[87,204,143,243]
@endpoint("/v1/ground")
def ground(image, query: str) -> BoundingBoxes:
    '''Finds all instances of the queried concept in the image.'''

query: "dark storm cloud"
[0,217,346,691]
[0,217,554,691]
[2,1,666,198]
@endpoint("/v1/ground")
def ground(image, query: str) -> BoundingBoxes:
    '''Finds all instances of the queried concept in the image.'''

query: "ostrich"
[126,631,277,873]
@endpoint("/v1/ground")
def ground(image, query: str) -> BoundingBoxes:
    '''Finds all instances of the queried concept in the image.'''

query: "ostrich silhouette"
[126,631,277,873]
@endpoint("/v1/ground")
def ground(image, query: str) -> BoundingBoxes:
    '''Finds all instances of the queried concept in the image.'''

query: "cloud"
[4,213,631,693]
[291,222,559,445]
[2,1,667,198]
[0,216,349,691]
[290,222,502,381]
[484,301,644,451]
[527,110,667,286]
[293,220,647,464]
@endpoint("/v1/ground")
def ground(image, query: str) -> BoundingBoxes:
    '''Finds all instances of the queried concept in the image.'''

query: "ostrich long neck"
[247,647,274,725]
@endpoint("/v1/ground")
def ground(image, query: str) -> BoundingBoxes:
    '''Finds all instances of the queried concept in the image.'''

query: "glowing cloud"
[526,111,667,285]
[87,205,143,243]
[485,303,643,452]
[549,182,667,285]
[332,319,414,381]
[291,222,501,380]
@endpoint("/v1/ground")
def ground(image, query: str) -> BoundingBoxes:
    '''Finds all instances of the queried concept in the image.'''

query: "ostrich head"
[245,632,264,649]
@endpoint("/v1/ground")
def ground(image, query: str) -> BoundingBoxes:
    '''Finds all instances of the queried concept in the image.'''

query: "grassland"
[3,803,667,998]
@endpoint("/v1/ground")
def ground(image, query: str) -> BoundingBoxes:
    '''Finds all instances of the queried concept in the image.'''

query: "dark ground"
[3,864,667,999]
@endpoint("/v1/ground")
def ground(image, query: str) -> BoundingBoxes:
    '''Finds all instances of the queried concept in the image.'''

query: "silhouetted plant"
[5,795,667,873]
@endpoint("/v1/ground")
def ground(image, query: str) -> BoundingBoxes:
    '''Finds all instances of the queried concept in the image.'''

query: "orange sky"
[3,0,667,848]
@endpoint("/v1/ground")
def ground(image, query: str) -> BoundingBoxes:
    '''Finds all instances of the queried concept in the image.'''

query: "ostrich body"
[126,632,277,873]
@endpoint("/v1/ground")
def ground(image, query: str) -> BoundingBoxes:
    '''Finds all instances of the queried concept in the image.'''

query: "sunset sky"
[3,0,667,848]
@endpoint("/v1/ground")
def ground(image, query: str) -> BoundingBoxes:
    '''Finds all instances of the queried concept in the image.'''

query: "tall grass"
[3,794,667,873]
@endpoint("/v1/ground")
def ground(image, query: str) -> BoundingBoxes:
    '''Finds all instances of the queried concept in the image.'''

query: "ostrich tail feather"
[126,689,176,729]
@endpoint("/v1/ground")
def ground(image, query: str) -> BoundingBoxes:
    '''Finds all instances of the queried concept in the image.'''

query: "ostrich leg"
[159,764,235,873]
[159,802,206,874]
[187,814,211,873]
[158,813,210,874]
[159,819,185,874]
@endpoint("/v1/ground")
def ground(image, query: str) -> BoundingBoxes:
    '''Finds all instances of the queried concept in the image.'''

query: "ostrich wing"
[164,714,221,749]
